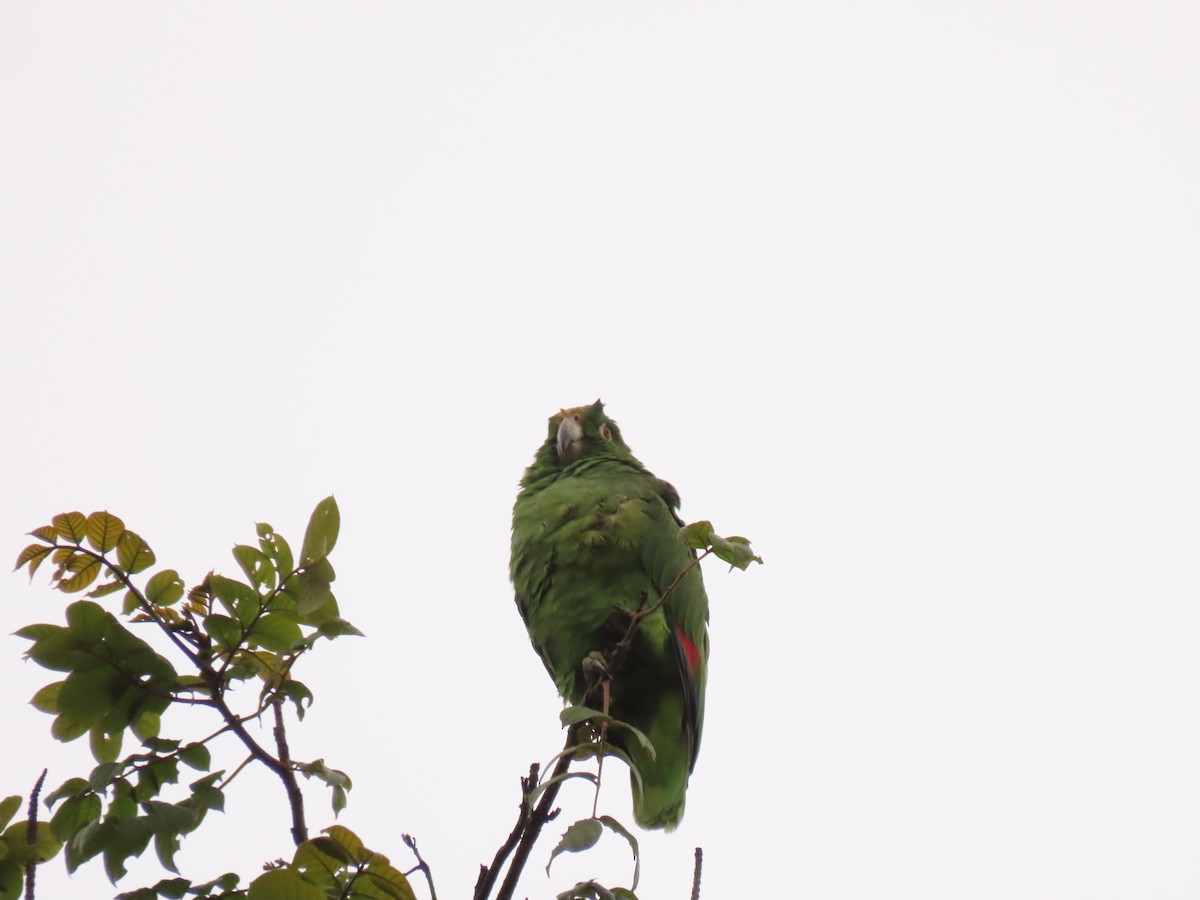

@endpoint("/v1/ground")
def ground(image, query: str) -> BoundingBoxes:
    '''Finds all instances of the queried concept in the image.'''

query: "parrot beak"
[557,413,584,464]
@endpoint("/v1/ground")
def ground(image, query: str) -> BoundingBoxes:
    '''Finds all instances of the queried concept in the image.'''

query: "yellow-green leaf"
[86,581,125,599]
[300,496,340,565]
[89,726,123,764]
[133,710,160,741]
[146,570,184,607]
[30,681,62,714]
[14,544,53,579]
[0,821,61,863]
[85,512,125,553]
[29,525,58,544]
[51,714,90,742]
[0,797,21,833]
[116,531,155,574]
[52,512,87,544]
[58,557,102,594]
[248,868,326,900]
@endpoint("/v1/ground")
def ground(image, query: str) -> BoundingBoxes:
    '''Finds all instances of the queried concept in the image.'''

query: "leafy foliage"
[7,499,391,899]
[679,521,763,570]
[7,498,757,900]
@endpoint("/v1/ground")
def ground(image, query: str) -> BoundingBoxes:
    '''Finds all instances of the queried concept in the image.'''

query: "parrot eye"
[601,424,613,440]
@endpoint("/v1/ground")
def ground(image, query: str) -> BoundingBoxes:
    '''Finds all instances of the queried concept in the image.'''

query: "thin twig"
[71,545,203,667]
[24,769,47,900]
[691,847,703,900]
[609,550,711,678]
[591,679,610,820]
[402,834,438,900]
[217,754,256,790]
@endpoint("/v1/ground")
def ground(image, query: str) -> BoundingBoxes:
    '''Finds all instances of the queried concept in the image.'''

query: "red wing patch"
[674,625,702,674]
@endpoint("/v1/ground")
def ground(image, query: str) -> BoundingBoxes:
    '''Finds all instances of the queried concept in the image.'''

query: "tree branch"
[494,728,577,900]
[271,699,308,845]
[691,846,703,900]
[473,764,538,900]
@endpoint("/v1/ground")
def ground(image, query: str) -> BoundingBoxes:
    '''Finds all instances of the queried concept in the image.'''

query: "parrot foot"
[582,651,614,711]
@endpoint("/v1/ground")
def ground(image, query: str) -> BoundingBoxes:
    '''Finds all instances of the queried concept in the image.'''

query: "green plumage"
[510,400,709,830]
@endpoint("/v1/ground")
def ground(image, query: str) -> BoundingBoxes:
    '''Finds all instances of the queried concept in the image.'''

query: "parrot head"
[542,399,634,467]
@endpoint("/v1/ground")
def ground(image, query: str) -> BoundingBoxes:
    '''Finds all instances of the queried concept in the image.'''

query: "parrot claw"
[582,651,613,708]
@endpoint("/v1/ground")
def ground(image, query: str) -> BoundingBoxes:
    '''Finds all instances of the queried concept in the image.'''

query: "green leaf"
[359,869,416,900]
[86,512,126,553]
[53,512,88,543]
[0,821,61,863]
[209,575,258,623]
[58,670,121,724]
[0,861,20,900]
[179,743,211,772]
[43,777,88,807]
[52,714,92,742]
[133,710,161,742]
[258,528,295,580]
[50,793,101,844]
[187,773,225,813]
[14,623,57,642]
[277,680,313,720]
[65,598,112,638]
[0,798,20,833]
[300,496,339,565]
[202,614,241,651]
[87,762,123,792]
[90,726,123,764]
[146,570,184,607]
[30,681,62,714]
[546,818,603,876]
[305,836,355,865]
[560,705,604,727]
[248,868,326,900]
[250,614,302,653]
[709,533,763,569]
[297,761,352,815]
[116,877,192,900]
[598,816,640,890]
[116,532,156,575]
[527,771,598,806]
[289,567,339,627]
[316,617,364,639]
[558,707,656,761]
[680,520,762,568]
[233,545,276,592]
[679,520,715,551]
[102,816,154,882]
[556,882,626,900]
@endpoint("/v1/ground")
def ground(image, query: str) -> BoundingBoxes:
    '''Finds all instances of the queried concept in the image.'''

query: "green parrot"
[510,400,709,831]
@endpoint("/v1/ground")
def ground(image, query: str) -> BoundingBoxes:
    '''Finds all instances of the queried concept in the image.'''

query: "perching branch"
[691,846,703,900]
[475,728,580,900]
[473,764,537,900]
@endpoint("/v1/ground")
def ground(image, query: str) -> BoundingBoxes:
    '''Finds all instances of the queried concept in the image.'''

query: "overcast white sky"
[2,3,1199,898]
